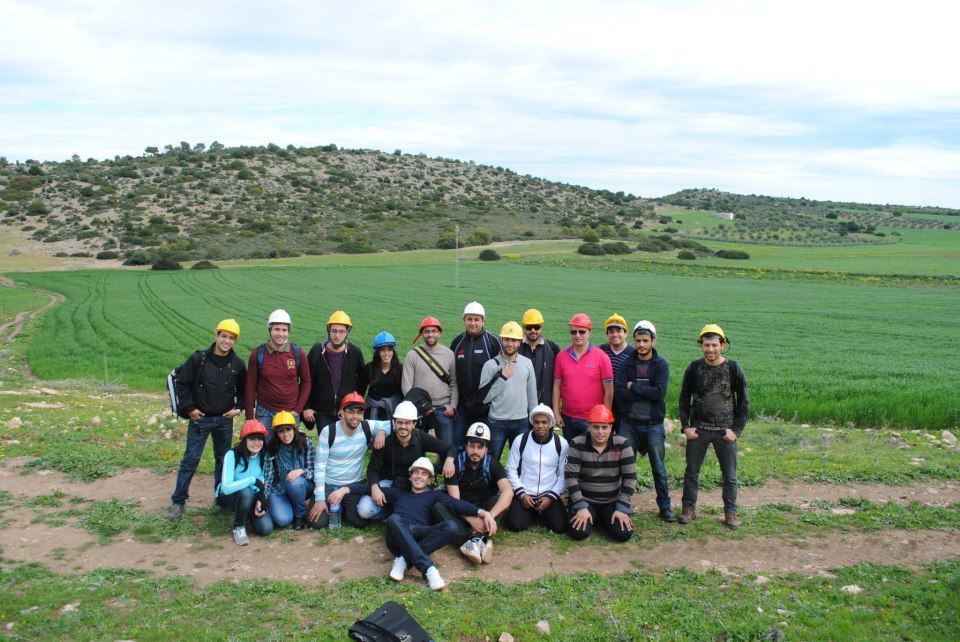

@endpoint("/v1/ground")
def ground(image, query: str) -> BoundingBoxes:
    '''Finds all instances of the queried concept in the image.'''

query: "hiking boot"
[460,537,484,565]
[425,566,447,591]
[232,526,249,546]
[678,508,697,525]
[659,508,677,523]
[167,503,184,521]
[292,516,305,531]
[480,537,493,564]
[389,556,407,582]
[724,513,741,530]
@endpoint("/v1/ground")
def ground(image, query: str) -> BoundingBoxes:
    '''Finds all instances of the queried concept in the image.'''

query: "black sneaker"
[659,508,677,523]
[167,504,184,521]
[292,516,305,531]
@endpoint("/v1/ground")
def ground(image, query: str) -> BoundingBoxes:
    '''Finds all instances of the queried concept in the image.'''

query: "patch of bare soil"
[1,458,957,587]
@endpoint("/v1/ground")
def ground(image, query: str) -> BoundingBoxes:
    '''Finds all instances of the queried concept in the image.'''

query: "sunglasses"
[570,329,589,335]
[524,325,542,331]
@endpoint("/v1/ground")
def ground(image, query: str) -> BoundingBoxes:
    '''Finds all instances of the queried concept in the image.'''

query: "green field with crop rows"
[11,260,959,429]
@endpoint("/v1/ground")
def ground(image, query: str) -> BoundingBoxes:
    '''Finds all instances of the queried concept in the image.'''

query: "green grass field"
[0,285,45,324]
[8,257,960,429]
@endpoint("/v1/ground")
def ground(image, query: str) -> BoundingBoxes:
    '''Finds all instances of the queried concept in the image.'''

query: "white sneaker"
[480,537,493,564]
[460,537,483,564]
[425,566,446,591]
[232,526,249,546]
[389,556,407,582]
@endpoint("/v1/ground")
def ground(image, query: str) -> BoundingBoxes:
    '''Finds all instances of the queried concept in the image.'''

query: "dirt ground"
[1,457,957,587]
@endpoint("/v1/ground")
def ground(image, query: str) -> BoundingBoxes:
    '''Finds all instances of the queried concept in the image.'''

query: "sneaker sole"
[481,542,493,564]
[461,550,482,565]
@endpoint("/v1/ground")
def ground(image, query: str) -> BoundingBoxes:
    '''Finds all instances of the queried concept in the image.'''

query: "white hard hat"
[409,456,435,476]
[393,401,419,421]
[632,320,657,337]
[465,422,491,444]
[268,309,292,327]
[528,404,555,426]
[463,301,486,318]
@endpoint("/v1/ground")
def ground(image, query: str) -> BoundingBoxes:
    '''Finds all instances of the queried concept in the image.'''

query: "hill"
[1,145,958,263]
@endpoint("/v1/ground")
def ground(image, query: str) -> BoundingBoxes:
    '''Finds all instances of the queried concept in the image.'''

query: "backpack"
[326,420,373,449]
[516,430,562,475]
[256,342,302,377]
[456,447,492,486]
[348,600,434,642]
[167,350,206,418]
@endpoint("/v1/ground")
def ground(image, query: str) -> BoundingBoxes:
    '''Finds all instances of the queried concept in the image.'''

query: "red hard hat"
[569,313,593,331]
[586,404,614,424]
[239,419,268,440]
[412,316,443,344]
[340,391,366,410]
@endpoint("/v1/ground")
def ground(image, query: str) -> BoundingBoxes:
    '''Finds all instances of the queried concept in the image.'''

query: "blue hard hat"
[373,331,397,349]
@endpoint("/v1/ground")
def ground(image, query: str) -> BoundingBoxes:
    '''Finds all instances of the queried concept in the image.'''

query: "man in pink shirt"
[552,313,613,441]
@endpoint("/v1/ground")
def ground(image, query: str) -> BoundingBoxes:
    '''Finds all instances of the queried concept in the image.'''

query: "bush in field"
[151,257,183,270]
[636,240,666,253]
[95,251,119,260]
[583,229,601,243]
[339,240,376,254]
[601,242,632,255]
[478,249,501,261]
[123,251,153,266]
[716,250,750,259]
[191,260,218,269]
[578,242,604,255]
[677,250,696,260]
[436,236,457,250]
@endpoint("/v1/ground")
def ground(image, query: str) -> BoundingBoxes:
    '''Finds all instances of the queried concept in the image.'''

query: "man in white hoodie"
[504,404,568,534]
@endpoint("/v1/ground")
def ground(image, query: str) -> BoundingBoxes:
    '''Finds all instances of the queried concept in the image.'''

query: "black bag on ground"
[348,600,434,642]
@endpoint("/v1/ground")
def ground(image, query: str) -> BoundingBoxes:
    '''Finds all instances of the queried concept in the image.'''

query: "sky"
[2,0,959,208]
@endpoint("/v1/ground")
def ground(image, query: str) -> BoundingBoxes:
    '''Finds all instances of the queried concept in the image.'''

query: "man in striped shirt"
[564,404,636,542]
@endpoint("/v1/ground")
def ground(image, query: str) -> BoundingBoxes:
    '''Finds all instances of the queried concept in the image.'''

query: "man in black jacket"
[518,308,560,409]
[449,301,500,445]
[168,319,246,520]
[303,310,367,432]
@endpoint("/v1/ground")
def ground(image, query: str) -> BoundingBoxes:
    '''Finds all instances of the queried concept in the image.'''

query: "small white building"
[715,212,735,220]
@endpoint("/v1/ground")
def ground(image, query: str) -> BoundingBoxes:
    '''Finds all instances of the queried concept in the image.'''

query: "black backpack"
[167,350,206,419]
[348,600,434,642]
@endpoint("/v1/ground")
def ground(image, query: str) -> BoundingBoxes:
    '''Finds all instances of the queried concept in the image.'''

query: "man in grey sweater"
[479,321,537,463]
[402,316,459,446]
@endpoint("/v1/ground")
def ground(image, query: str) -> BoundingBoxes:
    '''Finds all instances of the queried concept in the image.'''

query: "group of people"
[168,303,749,591]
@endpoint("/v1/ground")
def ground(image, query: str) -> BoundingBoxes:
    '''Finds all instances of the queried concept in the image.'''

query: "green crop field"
[0,285,44,324]
[9,257,959,430]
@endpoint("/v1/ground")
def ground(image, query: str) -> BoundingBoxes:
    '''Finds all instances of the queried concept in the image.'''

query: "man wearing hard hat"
[304,310,367,433]
[450,301,501,445]
[402,315,459,446]
[518,308,560,409]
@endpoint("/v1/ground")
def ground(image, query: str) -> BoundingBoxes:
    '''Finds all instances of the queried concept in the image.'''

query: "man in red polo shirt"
[552,313,613,441]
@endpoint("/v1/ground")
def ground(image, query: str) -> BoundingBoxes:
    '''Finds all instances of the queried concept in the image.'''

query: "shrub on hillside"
[151,257,183,271]
[339,240,376,254]
[582,229,601,243]
[601,242,632,255]
[478,249,501,261]
[191,260,218,269]
[677,250,696,260]
[123,251,153,266]
[578,242,604,256]
[95,251,119,260]
[716,250,750,260]
[636,240,665,253]
[436,236,457,250]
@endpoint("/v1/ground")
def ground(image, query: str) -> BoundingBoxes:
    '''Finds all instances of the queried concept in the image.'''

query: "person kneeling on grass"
[215,420,274,546]
[262,411,315,530]
[334,457,496,591]
[564,404,636,542]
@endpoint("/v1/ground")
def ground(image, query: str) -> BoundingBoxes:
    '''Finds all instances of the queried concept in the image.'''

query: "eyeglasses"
[524,325,542,331]
[570,329,589,335]
[328,328,348,335]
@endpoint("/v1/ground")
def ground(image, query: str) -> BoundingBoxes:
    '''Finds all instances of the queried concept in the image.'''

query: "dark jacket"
[449,330,501,418]
[175,343,246,417]
[305,341,368,418]
[614,348,669,424]
[367,430,456,490]
[519,338,560,407]
[678,358,749,436]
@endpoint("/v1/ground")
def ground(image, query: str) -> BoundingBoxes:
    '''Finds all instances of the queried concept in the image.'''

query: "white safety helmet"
[465,422,491,444]
[463,301,486,318]
[528,404,555,426]
[393,401,419,421]
[409,456,435,476]
[632,320,657,337]
[268,309,292,328]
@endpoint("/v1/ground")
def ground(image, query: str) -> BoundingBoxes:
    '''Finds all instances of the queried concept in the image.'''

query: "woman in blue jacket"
[216,419,274,545]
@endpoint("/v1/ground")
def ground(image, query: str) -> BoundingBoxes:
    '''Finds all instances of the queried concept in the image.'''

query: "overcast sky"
[2,1,958,207]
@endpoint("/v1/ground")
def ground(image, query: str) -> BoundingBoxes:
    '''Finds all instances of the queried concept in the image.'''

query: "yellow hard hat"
[499,321,524,340]
[522,308,545,326]
[215,319,240,338]
[604,314,628,332]
[698,324,728,345]
[327,310,353,328]
[271,410,297,429]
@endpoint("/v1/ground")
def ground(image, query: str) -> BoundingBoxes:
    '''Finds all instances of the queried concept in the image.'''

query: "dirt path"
[1,458,957,586]
[0,277,65,344]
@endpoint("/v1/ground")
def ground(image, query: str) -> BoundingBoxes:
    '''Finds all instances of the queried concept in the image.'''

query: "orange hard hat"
[412,316,443,344]
[569,313,593,331]
[239,419,268,440]
[586,404,614,424]
[340,392,366,410]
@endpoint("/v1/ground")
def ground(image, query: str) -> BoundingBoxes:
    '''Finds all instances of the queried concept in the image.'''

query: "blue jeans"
[268,477,312,527]
[561,414,589,442]
[620,421,671,511]
[682,429,738,514]
[171,415,234,506]
[216,486,274,535]
[255,406,301,443]
[357,480,394,520]
[385,514,459,574]
[487,418,529,464]
[434,406,456,446]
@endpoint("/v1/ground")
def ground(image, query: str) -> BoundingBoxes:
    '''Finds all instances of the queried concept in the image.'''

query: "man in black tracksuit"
[449,301,501,446]
[303,311,367,432]
[169,319,246,520]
